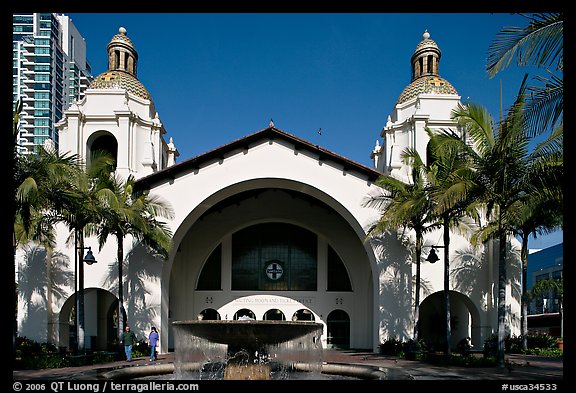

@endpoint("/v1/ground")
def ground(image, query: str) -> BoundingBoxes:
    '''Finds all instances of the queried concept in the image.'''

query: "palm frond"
[486,13,563,77]
[524,71,563,136]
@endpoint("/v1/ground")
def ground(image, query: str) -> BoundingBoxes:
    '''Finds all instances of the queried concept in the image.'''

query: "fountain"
[100,319,414,380]
[172,320,324,380]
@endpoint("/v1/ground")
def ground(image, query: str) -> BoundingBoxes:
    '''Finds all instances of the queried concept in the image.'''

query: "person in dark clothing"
[121,325,137,361]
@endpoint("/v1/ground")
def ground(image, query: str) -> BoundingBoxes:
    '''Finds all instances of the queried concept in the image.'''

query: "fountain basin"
[99,362,414,380]
[172,320,323,346]
[172,320,324,380]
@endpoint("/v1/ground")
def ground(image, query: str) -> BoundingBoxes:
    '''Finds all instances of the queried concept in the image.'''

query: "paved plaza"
[13,349,563,381]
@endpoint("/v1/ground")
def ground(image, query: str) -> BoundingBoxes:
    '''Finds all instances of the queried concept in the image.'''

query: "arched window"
[197,244,221,290]
[263,309,285,320]
[292,309,315,321]
[426,139,436,167]
[327,246,352,291]
[233,309,256,320]
[232,223,317,291]
[418,57,424,77]
[198,308,221,320]
[89,134,118,172]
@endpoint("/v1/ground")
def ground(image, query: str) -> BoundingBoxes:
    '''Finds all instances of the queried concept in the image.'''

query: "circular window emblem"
[265,261,284,280]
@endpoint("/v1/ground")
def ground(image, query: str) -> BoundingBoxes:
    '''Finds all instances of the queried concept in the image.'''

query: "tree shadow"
[368,231,413,341]
[101,240,164,337]
[450,240,522,332]
[18,244,73,340]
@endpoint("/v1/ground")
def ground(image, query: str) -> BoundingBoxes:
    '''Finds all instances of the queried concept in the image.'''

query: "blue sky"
[66,12,563,250]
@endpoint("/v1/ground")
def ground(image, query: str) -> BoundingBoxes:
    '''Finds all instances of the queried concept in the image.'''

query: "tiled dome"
[89,70,151,100]
[396,75,458,105]
[88,27,151,100]
[396,31,458,105]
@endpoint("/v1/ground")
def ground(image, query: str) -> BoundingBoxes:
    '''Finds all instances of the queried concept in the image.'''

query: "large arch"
[162,178,378,351]
[58,288,121,351]
[418,290,482,352]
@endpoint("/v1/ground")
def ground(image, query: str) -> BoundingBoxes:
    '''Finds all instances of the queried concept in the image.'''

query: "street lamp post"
[74,233,97,354]
[425,244,451,353]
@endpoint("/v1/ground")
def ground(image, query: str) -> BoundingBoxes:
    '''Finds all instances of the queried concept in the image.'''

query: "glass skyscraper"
[13,13,92,155]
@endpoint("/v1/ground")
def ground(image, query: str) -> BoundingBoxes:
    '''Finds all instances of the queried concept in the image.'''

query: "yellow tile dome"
[396,75,458,105]
[396,31,458,105]
[90,70,151,100]
[88,27,151,100]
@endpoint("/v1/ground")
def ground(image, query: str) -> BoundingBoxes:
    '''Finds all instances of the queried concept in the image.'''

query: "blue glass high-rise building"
[13,13,92,155]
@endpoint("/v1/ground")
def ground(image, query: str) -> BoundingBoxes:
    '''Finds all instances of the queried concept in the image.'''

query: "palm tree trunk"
[46,248,55,345]
[414,234,422,341]
[13,233,18,364]
[12,101,21,363]
[443,217,451,354]
[77,230,86,353]
[560,302,563,338]
[520,234,529,351]
[117,235,125,355]
[496,232,507,368]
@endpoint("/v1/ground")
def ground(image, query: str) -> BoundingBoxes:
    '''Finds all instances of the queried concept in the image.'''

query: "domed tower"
[371,31,460,180]
[56,27,179,180]
[108,26,138,76]
[90,27,151,101]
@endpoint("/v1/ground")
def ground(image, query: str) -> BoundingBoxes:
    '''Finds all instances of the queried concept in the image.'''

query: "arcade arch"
[58,288,119,351]
[418,290,482,351]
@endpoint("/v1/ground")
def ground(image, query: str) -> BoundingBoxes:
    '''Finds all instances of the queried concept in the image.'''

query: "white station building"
[17,28,522,354]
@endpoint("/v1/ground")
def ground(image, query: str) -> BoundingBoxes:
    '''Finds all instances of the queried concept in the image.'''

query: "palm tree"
[513,125,563,350]
[487,12,563,136]
[13,131,85,355]
[418,127,477,354]
[41,151,116,353]
[486,12,564,354]
[364,148,440,343]
[11,100,21,359]
[91,171,173,352]
[63,188,101,353]
[450,79,535,368]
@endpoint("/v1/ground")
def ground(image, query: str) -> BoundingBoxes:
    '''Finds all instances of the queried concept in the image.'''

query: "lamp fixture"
[82,246,97,265]
[425,247,440,263]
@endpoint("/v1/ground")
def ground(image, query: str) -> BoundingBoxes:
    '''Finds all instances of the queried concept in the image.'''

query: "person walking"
[121,325,137,361]
[148,326,159,362]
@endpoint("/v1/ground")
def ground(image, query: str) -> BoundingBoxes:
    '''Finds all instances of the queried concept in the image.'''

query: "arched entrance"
[166,181,376,350]
[59,288,121,351]
[419,290,481,351]
[326,309,350,349]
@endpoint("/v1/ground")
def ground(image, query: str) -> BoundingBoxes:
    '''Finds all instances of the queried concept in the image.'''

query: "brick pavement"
[12,349,563,381]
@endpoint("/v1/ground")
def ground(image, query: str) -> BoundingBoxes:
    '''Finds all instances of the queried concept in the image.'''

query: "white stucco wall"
[16,129,522,352]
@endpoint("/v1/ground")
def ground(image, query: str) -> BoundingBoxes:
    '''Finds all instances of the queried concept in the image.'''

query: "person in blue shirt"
[148,326,159,361]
